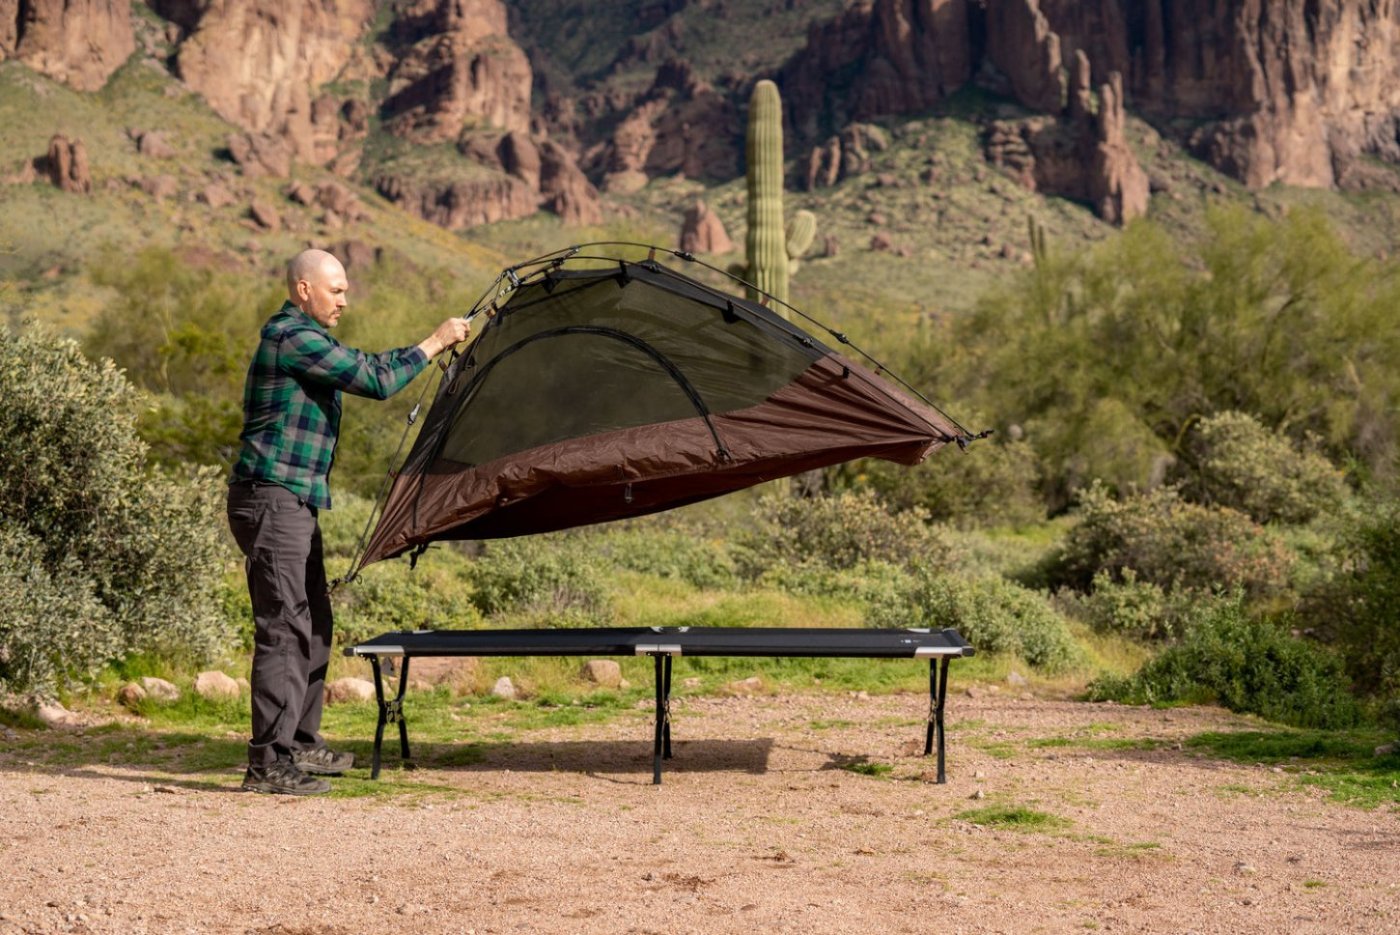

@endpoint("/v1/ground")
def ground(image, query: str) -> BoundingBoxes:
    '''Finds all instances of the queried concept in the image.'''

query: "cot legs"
[923,656,950,783]
[368,654,412,780]
[651,653,674,784]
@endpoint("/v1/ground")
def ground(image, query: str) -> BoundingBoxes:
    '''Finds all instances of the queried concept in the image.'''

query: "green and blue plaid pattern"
[231,301,428,509]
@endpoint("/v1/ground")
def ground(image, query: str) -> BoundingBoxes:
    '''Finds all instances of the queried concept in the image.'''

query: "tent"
[348,245,977,576]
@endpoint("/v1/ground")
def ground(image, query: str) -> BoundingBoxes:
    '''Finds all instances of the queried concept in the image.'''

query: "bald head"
[287,249,349,328]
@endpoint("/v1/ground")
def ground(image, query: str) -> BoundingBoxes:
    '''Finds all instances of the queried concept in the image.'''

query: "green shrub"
[1050,482,1293,597]
[1086,596,1359,729]
[0,325,233,697]
[1184,411,1347,524]
[595,523,736,590]
[333,549,482,646]
[1067,569,1212,642]
[468,535,612,627]
[759,559,914,607]
[1304,497,1400,727]
[852,418,1044,528]
[869,569,1081,673]
[732,489,954,578]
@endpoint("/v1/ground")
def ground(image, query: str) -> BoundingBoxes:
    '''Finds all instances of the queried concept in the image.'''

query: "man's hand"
[419,317,472,358]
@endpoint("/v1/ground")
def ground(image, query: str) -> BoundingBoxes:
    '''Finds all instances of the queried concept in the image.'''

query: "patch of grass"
[809,719,855,730]
[1091,840,1168,861]
[841,760,894,777]
[954,805,1069,832]
[970,739,1019,759]
[1188,728,1400,810]
[1302,879,1328,889]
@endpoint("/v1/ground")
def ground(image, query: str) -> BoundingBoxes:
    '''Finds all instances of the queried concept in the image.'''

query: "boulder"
[134,130,176,159]
[678,200,732,255]
[491,676,517,700]
[249,198,281,230]
[325,677,376,704]
[194,670,240,700]
[41,135,91,193]
[580,659,622,688]
[198,181,235,209]
[139,175,178,200]
[139,676,180,702]
[35,700,79,728]
[226,132,292,179]
[117,682,147,709]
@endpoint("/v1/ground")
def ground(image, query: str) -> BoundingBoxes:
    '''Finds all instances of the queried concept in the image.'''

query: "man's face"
[297,259,349,328]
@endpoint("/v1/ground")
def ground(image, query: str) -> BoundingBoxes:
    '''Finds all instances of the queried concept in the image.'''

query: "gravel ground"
[1,691,1397,934]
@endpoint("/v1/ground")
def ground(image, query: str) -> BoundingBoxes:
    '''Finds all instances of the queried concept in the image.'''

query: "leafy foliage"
[1183,411,1348,524]
[868,568,1081,673]
[1086,596,1359,729]
[468,535,612,627]
[913,206,1400,509]
[732,489,954,578]
[1048,482,1293,597]
[0,325,232,696]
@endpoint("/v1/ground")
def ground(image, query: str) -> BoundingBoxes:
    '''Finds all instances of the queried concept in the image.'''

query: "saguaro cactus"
[746,79,789,311]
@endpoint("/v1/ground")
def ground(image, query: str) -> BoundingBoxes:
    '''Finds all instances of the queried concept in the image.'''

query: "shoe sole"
[294,761,353,776]
[241,779,332,795]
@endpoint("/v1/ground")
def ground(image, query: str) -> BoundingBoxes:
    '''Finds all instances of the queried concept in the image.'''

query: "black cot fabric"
[346,627,976,660]
[354,259,965,571]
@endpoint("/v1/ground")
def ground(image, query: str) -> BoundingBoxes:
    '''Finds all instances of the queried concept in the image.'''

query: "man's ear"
[294,279,310,303]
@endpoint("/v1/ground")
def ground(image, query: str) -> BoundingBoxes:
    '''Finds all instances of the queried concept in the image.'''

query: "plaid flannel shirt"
[230,301,429,509]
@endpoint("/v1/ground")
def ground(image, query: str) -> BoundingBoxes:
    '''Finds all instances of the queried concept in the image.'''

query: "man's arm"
[280,317,472,400]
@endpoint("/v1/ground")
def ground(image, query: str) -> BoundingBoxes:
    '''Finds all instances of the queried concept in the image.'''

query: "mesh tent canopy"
[348,245,975,576]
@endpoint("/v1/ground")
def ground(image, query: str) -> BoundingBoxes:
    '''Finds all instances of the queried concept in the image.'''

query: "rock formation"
[0,0,135,91]
[163,0,374,168]
[41,134,91,193]
[804,123,890,190]
[782,0,972,138]
[678,200,733,254]
[381,0,532,144]
[1009,0,1400,190]
[985,51,1148,223]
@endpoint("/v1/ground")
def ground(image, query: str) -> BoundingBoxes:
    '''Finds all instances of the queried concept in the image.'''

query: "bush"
[1304,497,1400,725]
[1184,411,1347,524]
[852,419,1044,527]
[333,550,482,646]
[1086,596,1359,729]
[1067,569,1212,642]
[732,489,954,578]
[759,559,914,607]
[595,523,736,590]
[0,325,233,697]
[869,569,1081,673]
[468,535,612,627]
[1049,482,1293,597]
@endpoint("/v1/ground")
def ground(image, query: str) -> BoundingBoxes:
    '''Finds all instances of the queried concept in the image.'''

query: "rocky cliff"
[0,0,135,91]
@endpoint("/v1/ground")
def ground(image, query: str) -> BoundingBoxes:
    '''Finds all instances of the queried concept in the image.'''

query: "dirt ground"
[1,690,1397,935]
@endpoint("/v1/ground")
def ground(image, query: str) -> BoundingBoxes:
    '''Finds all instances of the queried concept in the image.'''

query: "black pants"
[226,482,333,767]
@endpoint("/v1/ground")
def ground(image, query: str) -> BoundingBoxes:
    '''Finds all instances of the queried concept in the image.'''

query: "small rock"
[117,682,147,709]
[727,676,764,694]
[35,701,79,728]
[580,659,622,688]
[682,677,702,689]
[138,175,178,200]
[1234,861,1257,876]
[194,671,240,701]
[249,198,281,230]
[969,789,984,800]
[236,677,251,695]
[963,685,982,699]
[136,131,176,159]
[324,677,376,704]
[140,676,180,702]
[198,182,234,209]
[491,676,517,701]
[1374,742,1397,757]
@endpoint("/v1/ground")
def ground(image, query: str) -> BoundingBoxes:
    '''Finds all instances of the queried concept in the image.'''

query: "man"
[228,248,469,795]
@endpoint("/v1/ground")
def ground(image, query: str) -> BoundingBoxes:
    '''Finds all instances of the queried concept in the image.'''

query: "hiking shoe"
[292,746,355,776]
[241,760,331,796]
